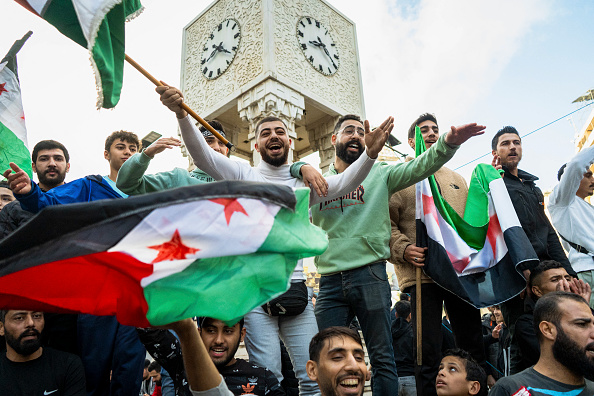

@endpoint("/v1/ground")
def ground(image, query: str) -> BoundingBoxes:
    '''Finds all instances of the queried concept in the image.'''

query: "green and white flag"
[15,0,143,109]
[0,31,32,178]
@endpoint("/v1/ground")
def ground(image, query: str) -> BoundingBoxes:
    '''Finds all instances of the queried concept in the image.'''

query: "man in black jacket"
[491,126,574,373]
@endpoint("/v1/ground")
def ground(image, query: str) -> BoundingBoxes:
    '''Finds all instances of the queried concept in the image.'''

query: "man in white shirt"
[548,145,594,308]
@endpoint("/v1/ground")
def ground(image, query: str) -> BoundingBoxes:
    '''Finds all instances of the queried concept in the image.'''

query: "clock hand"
[206,48,218,63]
[308,40,322,47]
[317,37,326,47]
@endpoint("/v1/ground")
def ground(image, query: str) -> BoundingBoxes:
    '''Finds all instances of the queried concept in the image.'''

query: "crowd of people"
[0,82,593,396]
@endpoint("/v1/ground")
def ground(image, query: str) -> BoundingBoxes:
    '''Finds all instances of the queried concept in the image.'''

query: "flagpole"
[124,54,234,150]
[416,267,422,366]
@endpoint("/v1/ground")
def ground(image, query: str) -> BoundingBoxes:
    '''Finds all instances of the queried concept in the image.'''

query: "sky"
[1,0,593,191]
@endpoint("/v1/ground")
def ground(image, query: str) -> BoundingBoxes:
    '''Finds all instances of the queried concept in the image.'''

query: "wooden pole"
[416,267,422,366]
[124,54,234,150]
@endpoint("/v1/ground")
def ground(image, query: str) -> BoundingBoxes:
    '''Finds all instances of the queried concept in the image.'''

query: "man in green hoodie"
[310,114,485,396]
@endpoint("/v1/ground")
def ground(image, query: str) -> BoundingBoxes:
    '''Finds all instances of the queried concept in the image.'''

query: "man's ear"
[491,150,497,157]
[331,134,337,146]
[532,285,543,298]
[31,162,37,174]
[65,163,70,174]
[539,321,557,342]
[240,327,246,342]
[306,360,318,382]
[254,142,260,153]
[468,380,480,396]
[104,150,110,161]
[408,137,415,149]
[0,322,4,337]
[365,367,371,381]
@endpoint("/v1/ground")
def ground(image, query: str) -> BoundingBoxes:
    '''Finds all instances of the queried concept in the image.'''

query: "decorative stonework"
[273,0,364,116]
[182,0,265,115]
[238,80,305,165]
[182,0,365,170]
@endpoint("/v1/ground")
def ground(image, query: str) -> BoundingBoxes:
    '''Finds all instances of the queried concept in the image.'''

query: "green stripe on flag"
[415,126,503,249]
[0,118,31,179]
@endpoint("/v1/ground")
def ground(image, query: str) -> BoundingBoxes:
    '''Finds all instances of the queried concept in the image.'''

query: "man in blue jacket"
[4,131,146,396]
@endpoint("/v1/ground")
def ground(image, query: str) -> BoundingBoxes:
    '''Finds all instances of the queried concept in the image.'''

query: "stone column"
[238,79,304,166]
[308,115,339,173]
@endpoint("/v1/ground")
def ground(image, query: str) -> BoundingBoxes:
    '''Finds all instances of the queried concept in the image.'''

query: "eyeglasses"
[338,126,365,138]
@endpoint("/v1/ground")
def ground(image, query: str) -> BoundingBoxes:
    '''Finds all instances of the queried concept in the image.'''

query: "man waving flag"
[415,126,538,307]
[14,0,143,108]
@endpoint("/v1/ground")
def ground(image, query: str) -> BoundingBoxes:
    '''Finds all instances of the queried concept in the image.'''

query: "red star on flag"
[422,193,440,225]
[0,82,8,96]
[486,214,503,257]
[148,229,199,264]
[209,198,249,225]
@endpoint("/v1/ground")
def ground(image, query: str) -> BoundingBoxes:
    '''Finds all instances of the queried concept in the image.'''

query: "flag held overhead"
[15,0,144,109]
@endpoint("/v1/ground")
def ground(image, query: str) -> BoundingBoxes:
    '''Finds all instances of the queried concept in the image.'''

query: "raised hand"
[144,137,182,159]
[444,123,486,146]
[156,83,187,119]
[568,278,592,303]
[364,116,394,159]
[301,165,329,197]
[3,162,32,195]
[491,154,502,171]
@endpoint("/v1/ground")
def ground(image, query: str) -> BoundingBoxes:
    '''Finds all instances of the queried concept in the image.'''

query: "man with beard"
[490,292,594,395]
[156,84,392,396]
[514,261,591,371]
[0,140,69,239]
[0,310,85,395]
[306,326,370,396]
[548,145,594,308]
[491,127,575,374]
[136,317,284,396]
[198,317,284,396]
[388,113,486,395]
[311,114,486,395]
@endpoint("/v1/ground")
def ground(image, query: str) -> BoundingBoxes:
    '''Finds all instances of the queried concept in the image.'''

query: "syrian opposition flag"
[0,181,328,327]
[414,127,538,308]
[15,0,143,109]
[0,31,32,178]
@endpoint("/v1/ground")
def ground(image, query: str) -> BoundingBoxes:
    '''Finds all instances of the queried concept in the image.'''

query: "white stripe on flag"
[0,62,27,144]
[110,198,281,286]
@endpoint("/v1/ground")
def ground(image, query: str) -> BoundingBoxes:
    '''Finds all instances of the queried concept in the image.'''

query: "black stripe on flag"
[416,220,532,308]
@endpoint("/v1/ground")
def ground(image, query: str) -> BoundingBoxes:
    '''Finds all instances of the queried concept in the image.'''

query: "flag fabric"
[0,181,328,327]
[415,127,538,308]
[15,0,144,109]
[0,31,32,178]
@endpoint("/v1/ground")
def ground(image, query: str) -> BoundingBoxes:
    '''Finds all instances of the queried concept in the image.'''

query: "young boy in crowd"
[435,349,487,396]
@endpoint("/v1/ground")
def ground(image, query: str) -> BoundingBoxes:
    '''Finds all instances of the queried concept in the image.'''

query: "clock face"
[296,17,339,76]
[200,18,241,80]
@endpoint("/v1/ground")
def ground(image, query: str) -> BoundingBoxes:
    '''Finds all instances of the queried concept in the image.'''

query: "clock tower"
[181,0,365,171]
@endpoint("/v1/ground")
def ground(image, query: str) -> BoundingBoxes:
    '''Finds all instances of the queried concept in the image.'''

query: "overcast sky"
[1,0,593,191]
